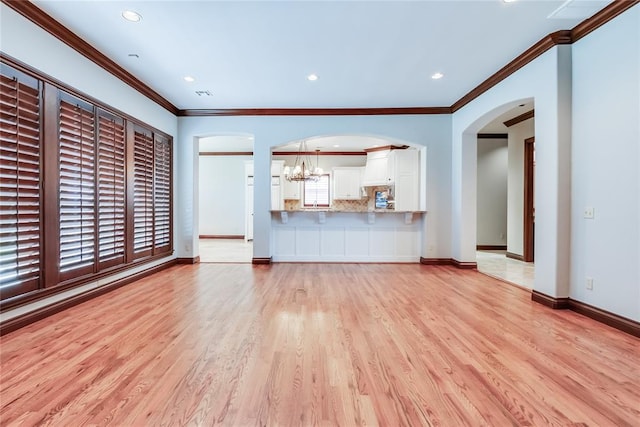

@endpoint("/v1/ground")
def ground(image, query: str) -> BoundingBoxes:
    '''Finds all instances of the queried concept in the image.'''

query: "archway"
[475,101,536,288]
[268,133,428,262]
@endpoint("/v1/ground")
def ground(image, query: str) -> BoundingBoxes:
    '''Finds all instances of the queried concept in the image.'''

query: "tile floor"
[198,238,253,263]
[197,241,534,288]
[475,250,535,289]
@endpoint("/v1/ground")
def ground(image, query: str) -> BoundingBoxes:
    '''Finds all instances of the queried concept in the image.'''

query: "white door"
[246,176,254,241]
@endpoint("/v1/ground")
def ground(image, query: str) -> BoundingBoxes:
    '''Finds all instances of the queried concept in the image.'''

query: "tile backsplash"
[332,199,369,211]
[282,186,393,212]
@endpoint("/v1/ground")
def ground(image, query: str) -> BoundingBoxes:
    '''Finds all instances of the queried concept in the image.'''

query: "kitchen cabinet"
[271,160,285,209]
[391,150,419,211]
[362,150,391,186]
[271,176,283,210]
[282,178,301,200]
[362,149,419,210]
[333,167,363,200]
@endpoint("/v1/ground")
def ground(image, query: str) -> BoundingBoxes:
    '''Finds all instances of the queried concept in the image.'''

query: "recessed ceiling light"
[333,144,340,148]
[503,0,517,3]
[431,72,444,80]
[184,76,195,83]
[122,10,142,22]
[307,74,319,81]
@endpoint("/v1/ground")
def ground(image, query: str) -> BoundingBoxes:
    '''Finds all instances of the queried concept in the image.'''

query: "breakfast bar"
[270,209,425,263]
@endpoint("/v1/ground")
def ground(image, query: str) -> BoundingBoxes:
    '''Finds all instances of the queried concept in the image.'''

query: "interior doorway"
[197,134,254,263]
[475,102,535,288]
[523,137,535,262]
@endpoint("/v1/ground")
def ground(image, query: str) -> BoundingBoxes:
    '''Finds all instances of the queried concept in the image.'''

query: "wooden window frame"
[0,55,174,309]
[0,65,43,300]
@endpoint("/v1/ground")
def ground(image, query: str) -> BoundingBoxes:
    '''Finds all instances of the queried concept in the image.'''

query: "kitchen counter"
[270,209,425,263]
[271,209,425,226]
[271,209,426,213]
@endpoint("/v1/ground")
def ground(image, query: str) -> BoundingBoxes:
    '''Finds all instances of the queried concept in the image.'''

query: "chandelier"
[283,140,323,181]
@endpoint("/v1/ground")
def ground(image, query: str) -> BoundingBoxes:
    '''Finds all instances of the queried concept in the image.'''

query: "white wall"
[452,4,639,322]
[477,139,508,246]
[507,119,534,255]
[198,155,251,236]
[452,44,572,299]
[570,6,640,321]
[177,115,452,261]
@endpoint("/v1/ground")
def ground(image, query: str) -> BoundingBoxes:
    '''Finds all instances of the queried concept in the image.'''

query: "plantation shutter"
[153,134,171,253]
[97,111,126,268]
[58,94,96,279]
[133,126,154,257]
[0,67,41,300]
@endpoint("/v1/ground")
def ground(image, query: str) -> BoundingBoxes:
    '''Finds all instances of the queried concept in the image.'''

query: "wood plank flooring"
[1,264,638,426]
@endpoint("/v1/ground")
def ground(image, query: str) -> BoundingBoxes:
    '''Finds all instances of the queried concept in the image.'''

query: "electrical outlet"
[586,277,594,290]
[584,207,595,219]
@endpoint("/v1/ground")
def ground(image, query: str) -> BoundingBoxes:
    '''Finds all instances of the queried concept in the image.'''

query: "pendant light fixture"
[283,141,323,181]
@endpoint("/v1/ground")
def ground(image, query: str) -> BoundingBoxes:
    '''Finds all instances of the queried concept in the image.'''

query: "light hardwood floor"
[1,264,638,426]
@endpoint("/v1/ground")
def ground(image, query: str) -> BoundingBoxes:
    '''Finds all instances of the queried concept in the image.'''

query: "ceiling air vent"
[195,90,214,97]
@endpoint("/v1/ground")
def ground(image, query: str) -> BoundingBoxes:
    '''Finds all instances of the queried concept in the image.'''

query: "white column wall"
[570,6,640,321]
[177,114,451,260]
[452,45,572,299]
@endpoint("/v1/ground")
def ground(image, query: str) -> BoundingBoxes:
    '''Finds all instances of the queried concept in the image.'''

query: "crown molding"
[503,110,534,127]
[477,133,508,139]
[1,0,179,115]
[272,151,366,156]
[199,152,253,156]
[451,2,639,113]
[4,0,636,117]
[177,107,452,117]
[450,30,571,113]
[363,145,409,153]
[571,0,639,42]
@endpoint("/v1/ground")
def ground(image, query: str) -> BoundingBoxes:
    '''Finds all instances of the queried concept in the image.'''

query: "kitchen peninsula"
[270,145,425,262]
[270,209,425,262]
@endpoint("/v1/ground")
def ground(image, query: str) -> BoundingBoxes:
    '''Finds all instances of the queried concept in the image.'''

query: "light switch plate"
[583,207,595,219]
[586,277,594,290]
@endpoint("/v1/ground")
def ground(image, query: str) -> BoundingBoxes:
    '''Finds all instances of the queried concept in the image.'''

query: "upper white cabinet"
[282,178,301,200]
[271,160,284,176]
[271,160,284,210]
[362,149,420,210]
[362,150,392,186]
[333,167,364,200]
[392,150,419,211]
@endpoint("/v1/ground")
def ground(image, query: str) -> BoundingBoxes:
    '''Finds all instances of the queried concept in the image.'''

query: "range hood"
[362,146,405,186]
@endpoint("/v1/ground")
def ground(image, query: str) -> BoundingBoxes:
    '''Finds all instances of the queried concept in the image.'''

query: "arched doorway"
[475,102,535,288]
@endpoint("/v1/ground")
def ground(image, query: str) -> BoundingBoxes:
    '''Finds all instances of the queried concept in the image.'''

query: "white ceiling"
[32,0,611,110]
